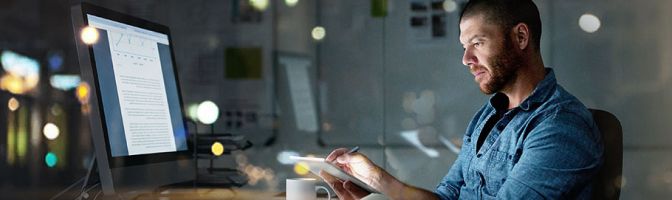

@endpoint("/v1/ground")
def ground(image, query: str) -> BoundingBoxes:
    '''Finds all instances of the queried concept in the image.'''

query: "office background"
[1,0,670,199]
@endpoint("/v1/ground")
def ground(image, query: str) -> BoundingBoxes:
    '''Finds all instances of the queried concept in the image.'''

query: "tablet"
[290,156,380,193]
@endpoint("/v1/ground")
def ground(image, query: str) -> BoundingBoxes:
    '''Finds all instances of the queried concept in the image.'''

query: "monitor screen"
[86,14,187,157]
[72,3,194,195]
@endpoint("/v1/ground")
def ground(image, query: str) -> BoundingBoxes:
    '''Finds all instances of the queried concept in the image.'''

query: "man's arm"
[433,136,469,199]
[496,109,604,199]
[322,149,440,200]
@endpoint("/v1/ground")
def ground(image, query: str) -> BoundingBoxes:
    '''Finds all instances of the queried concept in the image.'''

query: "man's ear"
[513,23,530,50]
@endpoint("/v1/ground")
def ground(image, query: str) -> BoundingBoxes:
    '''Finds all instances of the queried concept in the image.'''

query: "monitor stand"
[50,155,102,200]
[50,155,197,200]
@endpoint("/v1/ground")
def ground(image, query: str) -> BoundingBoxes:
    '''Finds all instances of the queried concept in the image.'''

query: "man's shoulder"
[543,84,589,112]
[524,84,603,155]
[534,84,595,127]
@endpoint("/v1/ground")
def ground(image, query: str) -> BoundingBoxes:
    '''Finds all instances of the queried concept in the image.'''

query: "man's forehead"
[459,15,498,43]
[459,18,483,44]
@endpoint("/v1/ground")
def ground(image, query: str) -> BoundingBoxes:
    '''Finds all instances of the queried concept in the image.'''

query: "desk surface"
[133,188,335,200]
[4,187,341,199]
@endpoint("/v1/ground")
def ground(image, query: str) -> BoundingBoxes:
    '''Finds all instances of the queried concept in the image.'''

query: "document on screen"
[107,29,176,156]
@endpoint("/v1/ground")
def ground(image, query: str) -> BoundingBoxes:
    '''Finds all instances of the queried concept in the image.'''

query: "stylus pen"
[346,146,360,154]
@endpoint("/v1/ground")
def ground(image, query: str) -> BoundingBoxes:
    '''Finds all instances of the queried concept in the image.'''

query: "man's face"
[459,14,521,94]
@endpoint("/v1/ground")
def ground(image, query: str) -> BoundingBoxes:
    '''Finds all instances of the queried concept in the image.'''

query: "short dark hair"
[459,0,542,51]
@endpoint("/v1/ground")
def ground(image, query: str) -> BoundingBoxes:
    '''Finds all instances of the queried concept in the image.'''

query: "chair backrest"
[589,109,623,200]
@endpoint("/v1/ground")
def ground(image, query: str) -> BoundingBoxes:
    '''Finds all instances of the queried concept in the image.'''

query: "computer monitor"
[71,3,194,195]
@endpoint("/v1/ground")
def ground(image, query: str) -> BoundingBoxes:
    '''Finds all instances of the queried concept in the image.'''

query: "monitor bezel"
[73,2,192,169]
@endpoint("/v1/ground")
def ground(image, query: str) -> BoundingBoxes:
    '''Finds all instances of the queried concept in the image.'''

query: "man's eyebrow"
[468,34,486,43]
[461,34,486,47]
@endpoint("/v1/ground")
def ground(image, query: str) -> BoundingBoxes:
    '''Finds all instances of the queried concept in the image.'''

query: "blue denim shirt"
[435,68,604,199]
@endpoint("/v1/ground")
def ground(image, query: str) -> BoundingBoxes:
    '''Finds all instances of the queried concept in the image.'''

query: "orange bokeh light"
[76,82,90,104]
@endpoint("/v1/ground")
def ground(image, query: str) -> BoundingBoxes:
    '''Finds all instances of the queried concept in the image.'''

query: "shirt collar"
[488,68,557,111]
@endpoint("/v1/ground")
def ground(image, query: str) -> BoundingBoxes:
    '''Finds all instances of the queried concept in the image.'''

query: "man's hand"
[320,170,369,200]
[319,148,440,200]
[319,148,384,200]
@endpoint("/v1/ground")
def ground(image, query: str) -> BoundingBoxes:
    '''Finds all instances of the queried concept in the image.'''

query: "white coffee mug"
[286,178,332,200]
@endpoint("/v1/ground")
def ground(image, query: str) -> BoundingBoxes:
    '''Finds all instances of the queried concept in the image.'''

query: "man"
[320,0,604,199]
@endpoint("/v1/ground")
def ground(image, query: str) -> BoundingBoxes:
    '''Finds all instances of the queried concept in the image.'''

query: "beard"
[477,36,522,94]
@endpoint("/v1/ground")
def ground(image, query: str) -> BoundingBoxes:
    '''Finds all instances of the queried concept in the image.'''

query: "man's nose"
[462,48,476,67]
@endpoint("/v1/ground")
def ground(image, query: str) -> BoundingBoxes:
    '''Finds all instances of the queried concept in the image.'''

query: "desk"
[3,187,341,199]
[132,188,335,200]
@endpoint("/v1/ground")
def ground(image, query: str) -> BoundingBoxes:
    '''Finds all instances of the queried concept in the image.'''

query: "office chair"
[589,109,623,200]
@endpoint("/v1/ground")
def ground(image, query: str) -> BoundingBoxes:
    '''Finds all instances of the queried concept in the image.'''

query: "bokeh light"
[276,150,300,165]
[43,123,60,140]
[0,74,36,95]
[50,75,81,91]
[76,82,90,104]
[197,100,219,124]
[311,26,326,41]
[45,152,58,168]
[8,97,19,111]
[579,13,601,33]
[81,26,100,45]
[443,0,457,13]
[240,164,276,186]
[294,162,310,175]
[0,74,23,94]
[186,103,199,122]
[249,0,269,11]
[1,50,40,78]
[0,50,40,95]
[50,104,63,116]
[285,0,299,7]
[47,52,64,71]
[211,141,224,156]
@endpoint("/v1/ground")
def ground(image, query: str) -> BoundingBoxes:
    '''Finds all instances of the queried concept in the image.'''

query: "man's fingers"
[320,171,354,200]
[320,170,337,183]
[344,180,370,199]
[326,148,349,162]
[336,152,370,165]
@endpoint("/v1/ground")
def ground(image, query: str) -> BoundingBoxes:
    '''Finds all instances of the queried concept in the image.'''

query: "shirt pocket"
[484,150,511,196]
